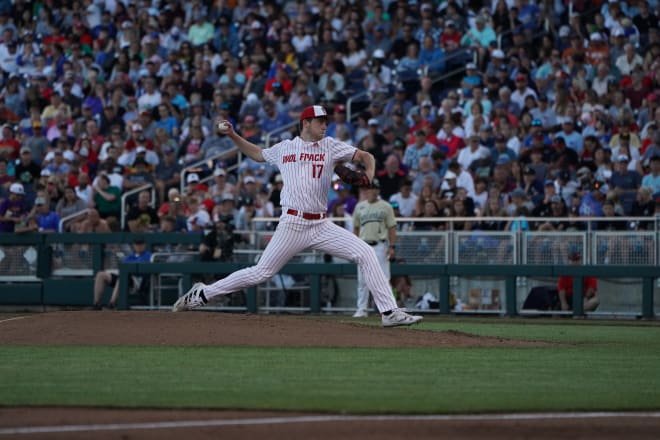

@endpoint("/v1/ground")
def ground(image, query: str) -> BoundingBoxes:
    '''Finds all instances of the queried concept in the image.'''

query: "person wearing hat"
[460,62,482,100]
[578,180,609,216]
[24,195,60,233]
[173,105,423,327]
[0,183,28,232]
[326,104,355,141]
[460,14,496,65]
[351,177,397,317]
[557,251,599,312]
[440,19,461,53]
[510,72,538,112]
[92,235,152,310]
[13,146,41,190]
[208,167,236,205]
[457,133,490,172]
[121,155,154,194]
[183,170,205,194]
[586,32,609,66]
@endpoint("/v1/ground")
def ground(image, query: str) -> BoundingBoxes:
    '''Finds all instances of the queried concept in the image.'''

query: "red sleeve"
[584,277,598,293]
[557,276,572,292]
[158,203,169,216]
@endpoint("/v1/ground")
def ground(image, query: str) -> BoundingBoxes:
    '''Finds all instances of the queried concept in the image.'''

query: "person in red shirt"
[0,124,21,159]
[557,251,600,312]
[264,64,293,97]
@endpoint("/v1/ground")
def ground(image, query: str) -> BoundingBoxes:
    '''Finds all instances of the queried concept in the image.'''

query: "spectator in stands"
[630,186,656,231]
[389,178,417,219]
[22,195,60,233]
[14,146,40,195]
[641,154,660,196]
[199,213,236,262]
[56,186,88,231]
[0,157,12,197]
[125,190,158,233]
[610,154,642,214]
[579,181,608,217]
[557,251,599,312]
[458,134,491,172]
[154,144,182,204]
[460,15,496,68]
[326,104,354,141]
[376,154,407,201]
[92,173,121,220]
[477,195,508,231]
[403,129,436,175]
[186,196,212,232]
[122,156,155,193]
[0,183,28,233]
[92,236,152,310]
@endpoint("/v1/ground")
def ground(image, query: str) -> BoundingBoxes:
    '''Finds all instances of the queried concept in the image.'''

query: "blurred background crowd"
[0,0,659,243]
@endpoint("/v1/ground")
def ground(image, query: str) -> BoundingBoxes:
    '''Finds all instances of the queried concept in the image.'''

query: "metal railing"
[57,208,92,233]
[239,215,660,266]
[120,184,156,231]
[179,147,240,194]
[262,120,298,151]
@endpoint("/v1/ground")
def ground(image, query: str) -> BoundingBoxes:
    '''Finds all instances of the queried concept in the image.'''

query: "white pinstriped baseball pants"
[203,215,399,312]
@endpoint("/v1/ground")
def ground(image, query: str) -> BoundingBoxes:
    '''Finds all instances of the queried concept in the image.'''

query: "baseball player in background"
[173,105,422,327]
[352,178,397,318]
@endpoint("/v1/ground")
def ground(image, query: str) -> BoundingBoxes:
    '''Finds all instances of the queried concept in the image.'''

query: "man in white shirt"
[137,77,162,112]
[75,172,93,205]
[457,134,490,171]
[615,43,644,77]
[510,73,537,111]
[389,179,417,218]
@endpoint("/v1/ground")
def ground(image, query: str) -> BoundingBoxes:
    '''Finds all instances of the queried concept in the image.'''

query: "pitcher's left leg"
[312,222,398,313]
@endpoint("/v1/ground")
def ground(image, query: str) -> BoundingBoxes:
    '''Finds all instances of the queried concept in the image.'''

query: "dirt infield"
[1,311,658,439]
[0,310,546,347]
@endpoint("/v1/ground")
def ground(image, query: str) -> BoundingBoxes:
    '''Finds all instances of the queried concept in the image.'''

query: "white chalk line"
[1,412,660,435]
[0,316,29,325]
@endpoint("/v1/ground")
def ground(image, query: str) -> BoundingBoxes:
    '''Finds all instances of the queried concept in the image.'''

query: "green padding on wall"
[0,284,42,305]
[43,279,95,306]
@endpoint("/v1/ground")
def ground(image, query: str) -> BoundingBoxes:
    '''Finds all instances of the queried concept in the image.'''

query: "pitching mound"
[0,311,545,348]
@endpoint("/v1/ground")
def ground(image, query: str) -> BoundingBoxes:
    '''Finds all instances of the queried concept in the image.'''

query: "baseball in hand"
[217,121,231,133]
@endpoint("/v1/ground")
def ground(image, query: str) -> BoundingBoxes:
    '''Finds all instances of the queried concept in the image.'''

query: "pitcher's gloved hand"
[334,164,371,188]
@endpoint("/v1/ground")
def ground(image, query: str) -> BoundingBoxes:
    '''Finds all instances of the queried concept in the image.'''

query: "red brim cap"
[300,105,327,121]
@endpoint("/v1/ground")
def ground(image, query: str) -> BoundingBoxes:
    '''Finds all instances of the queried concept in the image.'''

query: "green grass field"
[2,317,660,414]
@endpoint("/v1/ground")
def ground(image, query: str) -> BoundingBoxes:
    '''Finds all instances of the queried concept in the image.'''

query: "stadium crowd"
[0,0,659,247]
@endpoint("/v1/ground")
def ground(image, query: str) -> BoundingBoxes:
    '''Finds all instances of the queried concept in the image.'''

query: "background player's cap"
[300,105,327,121]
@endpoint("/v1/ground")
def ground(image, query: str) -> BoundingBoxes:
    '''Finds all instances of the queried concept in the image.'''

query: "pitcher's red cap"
[300,105,327,121]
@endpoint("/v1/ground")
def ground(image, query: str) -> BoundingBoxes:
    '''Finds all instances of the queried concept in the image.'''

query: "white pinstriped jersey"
[262,136,356,213]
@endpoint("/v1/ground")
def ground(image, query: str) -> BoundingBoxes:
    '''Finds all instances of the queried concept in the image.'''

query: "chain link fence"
[0,245,39,279]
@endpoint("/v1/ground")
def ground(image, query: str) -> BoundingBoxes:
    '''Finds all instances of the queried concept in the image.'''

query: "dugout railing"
[114,261,659,318]
[0,219,659,316]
